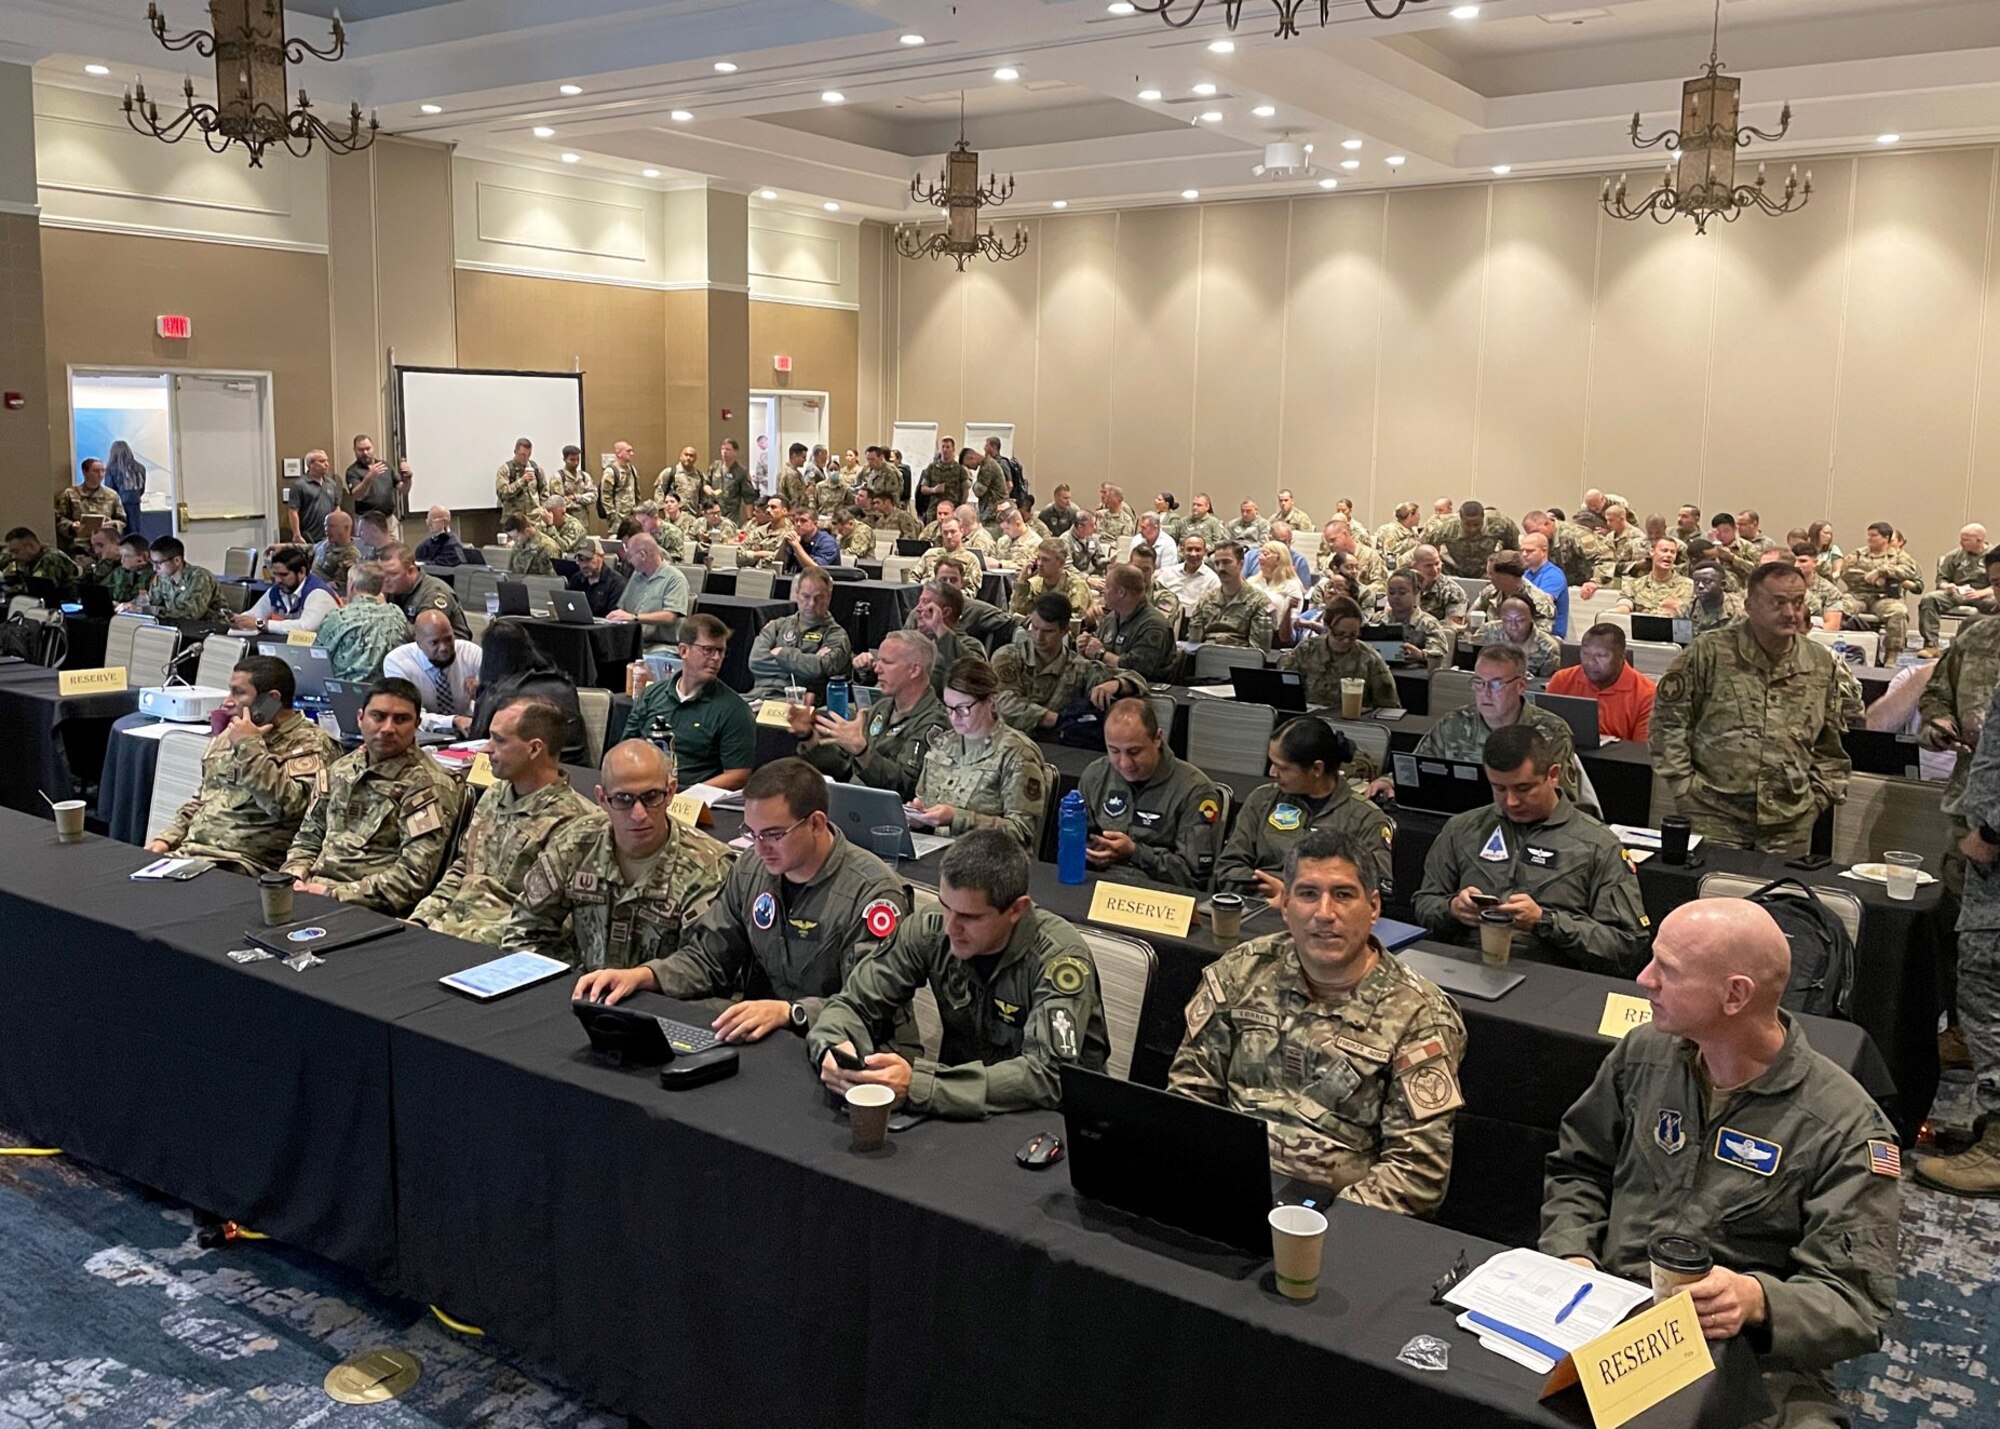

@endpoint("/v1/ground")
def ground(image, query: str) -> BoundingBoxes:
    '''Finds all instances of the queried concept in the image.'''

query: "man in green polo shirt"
[607,531,692,647]
[620,612,755,790]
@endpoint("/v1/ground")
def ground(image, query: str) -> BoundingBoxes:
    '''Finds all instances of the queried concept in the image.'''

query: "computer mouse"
[1015,1131,1063,1169]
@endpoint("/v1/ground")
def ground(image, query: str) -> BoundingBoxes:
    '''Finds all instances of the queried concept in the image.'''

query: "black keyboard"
[653,1017,720,1055]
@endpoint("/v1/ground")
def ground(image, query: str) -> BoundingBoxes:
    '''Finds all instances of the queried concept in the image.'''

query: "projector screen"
[396,366,585,512]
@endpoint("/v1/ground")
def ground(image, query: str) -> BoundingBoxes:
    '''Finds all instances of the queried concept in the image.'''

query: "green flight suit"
[1077,749,1222,888]
[1213,782,1395,896]
[802,688,950,801]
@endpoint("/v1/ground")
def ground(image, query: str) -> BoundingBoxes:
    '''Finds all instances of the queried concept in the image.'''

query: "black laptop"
[895,537,930,557]
[1389,752,1494,816]
[1842,728,1922,778]
[71,584,115,618]
[1228,665,1309,712]
[494,579,532,617]
[258,640,332,705]
[1060,1065,1275,1256]
[1361,623,1408,664]
[245,904,403,957]
[1528,690,1602,751]
[1630,613,1692,645]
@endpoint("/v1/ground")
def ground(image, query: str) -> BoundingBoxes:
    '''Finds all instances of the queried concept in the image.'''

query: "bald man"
[1917,522,1994,654]
[1541,900,1899,1428]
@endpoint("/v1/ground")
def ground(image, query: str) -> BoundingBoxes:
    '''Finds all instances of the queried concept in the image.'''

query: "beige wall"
[879,146,2000,564]
[750,299,859,455]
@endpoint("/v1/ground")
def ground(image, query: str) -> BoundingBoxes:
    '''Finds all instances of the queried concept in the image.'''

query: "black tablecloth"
[60,615,110,670]
[497,615,641,692]
[100,712,168,844]
[831,579,918,652]
[0,662,140,812]
[696,595,793,691]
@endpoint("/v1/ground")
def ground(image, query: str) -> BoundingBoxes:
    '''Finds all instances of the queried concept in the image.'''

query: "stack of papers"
[1444,1247,1653,1373]
[1610,824,1704,855]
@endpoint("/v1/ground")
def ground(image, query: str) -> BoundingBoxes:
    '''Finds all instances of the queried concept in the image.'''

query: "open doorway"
[68,367,276,571]
[750,389,829,497]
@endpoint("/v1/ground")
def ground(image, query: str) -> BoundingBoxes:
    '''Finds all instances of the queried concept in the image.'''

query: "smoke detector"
[1252,141,1318,180]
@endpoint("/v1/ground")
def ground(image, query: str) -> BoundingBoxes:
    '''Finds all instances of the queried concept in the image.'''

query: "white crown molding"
[454,258,756,294]
[749,292,859,313]
[38,212,326,254]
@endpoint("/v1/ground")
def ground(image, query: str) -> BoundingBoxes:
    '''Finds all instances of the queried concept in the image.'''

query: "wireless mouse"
[1015,1131,1063,1169]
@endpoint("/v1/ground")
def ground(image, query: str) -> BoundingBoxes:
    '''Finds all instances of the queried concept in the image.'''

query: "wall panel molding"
[474,180,648,261]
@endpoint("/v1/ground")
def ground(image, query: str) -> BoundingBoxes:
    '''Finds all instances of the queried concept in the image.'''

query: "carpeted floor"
[2,1087,1995,1428]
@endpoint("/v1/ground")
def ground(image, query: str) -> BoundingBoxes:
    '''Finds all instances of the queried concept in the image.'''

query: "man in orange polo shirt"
[1546,622,1657,742]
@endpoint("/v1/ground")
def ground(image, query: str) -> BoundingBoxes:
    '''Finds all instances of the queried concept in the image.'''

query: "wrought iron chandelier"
[123,0,378,168]
[1126,0,1427,38]
[1600,0,1808,235]
[895,100,1027,270]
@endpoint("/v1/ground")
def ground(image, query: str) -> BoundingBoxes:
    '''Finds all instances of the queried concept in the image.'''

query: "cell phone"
[1468,892,1501,909]
[248,691,283,725]
[1785,854,1832,871]
[827,1044,867,1073]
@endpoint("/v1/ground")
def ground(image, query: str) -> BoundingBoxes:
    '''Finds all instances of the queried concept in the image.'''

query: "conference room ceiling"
[15,0,2000,220]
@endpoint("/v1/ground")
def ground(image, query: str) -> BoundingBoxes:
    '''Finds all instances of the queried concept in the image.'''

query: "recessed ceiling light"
[533,126,556,138]
[84,63,111,76]
[1199,110,1223,123]
[1251,104,1276,118]
[1318,178,1338,190]
[1052,199,1069,209]
[1181,188,1200,200]
[419,103,442,114]
[713,61,738,73]
[642,168,661,178]
[1341,138,1363,151]
[1876,133,1901,145]
[994,66,1020,81]
[1450,3,1481,17]
[1340,159,1360,170]
[1138,88,1162,102]
[899,33,925,45]
[821,90,845,104]
[758,188,778,200]
[823,201,841,212]
[1386,155,1406,166]
[560,152,580,163]
[559,83,583,96]
[1491,164,1511,175]
[1108,1,1136,12]
[1304,143,1314,153]
[670,110,693,122]
[1208,39,1235,54]
[1192,82,1217,97]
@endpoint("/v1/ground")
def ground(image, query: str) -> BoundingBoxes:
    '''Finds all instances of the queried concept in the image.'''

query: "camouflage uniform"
[1226,517,1268,547]
[693,515,740,545]
[1548,519,1612,586]
[747,613,854,700]
[599,462,641,523]
[54,483,124,551]
[1413,797,1650,973]
[1943,677,2000,1143]
[1324,544,1388,602]
[1690,593,1745,637]
[314,540,360,594]
[1621,572,1694,615]
[1094,505,1138,544]
[1471,579,1555,628]
[505,818,733,970]
[281,746,461,914]
[1415,703,1583,802]
[1802,574,1847,624]
[807,905,1111,1119]
[1077,750,1222,888]
[919,458,967,511]
[1707,537,1759,592]
[1373,521,1418,568]
[1388,607,1452,668]
[1650,625,1850,856]
[1542,1018,1901,1428]
[971,458,1009,524]
[409,778,604,944]
[1417,575,1468,624]
[317,599,412,682]
[990,530,1040,567]
[99,562,153,606]
[1169,936,1466,1215]
[916,544,984,583]
[649,520,690,564]
[2,545,79,602]
[1840,546,1922,654]
[838,520,875,559]
[1214,783,1395,896]
[1062,531,1112,579]
[1422,513,1520,575]
[777,464,813,515]
[1919,547,1996,646]
[144,562,222,623]
[1274,506,1314,537]
[739,519,794,569]
[715,461,759,522]
[874,507,923,540]
[914,725,1048,848]
[1145,580,1180,625]
[1603,526,1653,578]
[657,463,705,510]
[507,529,558,576]
[991,643,1141,733]
[495,460,551,523]
[1919,613,2000,898]
[802,688,950,801]
[1187,584,1275,650]
[1478,623,1564,678]
[552,466,595,510]
[545,512,590,556]
[1009,568,1094,620]
[1280,638,1401,711]
[150,713,342,875]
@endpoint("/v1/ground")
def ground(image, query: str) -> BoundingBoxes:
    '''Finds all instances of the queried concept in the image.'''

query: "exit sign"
[156,315,191,340]
[773,354,792,373]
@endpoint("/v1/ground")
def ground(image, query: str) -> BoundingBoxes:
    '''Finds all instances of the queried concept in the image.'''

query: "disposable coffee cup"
[1647,1233,1712,1304]
[1268,1204,1329,1301]
[1340,677,1365,720]
[257,871,295,926]
[1657,816,1693,866]
[1884,850,1923,902]
[846,1083,895,1152]
[1211,892,1245,947]
[51,799,86,843]
[1478,908,1514,966]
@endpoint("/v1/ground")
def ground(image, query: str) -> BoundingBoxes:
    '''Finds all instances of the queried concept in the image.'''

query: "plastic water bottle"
[827,679,851,718]
[1058,790,1088,885]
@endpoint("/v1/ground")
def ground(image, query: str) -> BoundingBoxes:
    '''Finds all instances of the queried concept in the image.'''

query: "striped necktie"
[431,660,454,715]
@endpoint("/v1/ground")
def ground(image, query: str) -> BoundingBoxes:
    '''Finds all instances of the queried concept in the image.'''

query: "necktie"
[431,661,454,715]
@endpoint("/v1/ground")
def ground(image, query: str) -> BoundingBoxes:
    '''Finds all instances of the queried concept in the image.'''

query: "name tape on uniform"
[666,791,712,829]
[466,753,497,788]
[1597,994,1654,1041]
[756,700,800,728]
[58,667,129,696]
[1540,1291,1711,1429]
[286,628,318,646]
[1087,881,1196,938]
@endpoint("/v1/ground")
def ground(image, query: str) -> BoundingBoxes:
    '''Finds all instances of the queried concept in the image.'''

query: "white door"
[777,395,826,463]
[171,375,273,570]
[748,396,777,497]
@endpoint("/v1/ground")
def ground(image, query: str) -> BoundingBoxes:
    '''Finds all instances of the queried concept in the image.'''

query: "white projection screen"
[396,366,585,511]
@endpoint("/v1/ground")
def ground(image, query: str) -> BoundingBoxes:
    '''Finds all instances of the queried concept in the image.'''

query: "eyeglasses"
[745,814,809,847]
[604,788,672,812]
[682,643,729,661]
[1472,676,1524,696]
[944,696,988,718]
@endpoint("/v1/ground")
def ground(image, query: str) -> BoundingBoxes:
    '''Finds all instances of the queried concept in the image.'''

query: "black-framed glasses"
[604,789,673,812]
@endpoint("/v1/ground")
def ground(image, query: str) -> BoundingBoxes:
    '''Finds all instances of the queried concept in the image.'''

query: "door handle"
[182,509,266,522]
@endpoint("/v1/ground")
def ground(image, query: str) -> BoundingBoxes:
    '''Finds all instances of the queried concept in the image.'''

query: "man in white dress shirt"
[230,545,339,636]
[382,609,482,718]
[1158,533,1222,615]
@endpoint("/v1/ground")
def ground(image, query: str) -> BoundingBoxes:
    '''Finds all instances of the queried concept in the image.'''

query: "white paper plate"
[1848,863,1938,886]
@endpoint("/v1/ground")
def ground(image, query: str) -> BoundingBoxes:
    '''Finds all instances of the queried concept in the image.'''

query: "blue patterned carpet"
[3,1096,1996,1428]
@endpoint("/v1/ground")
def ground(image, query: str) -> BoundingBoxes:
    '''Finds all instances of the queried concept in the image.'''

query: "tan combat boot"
[1913,1123,2000,1197]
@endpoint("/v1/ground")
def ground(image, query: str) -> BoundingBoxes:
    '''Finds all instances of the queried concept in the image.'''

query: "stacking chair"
[1077,930,1159,1082]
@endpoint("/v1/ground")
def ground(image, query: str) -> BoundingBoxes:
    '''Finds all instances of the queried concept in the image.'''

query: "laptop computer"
[71,584,115,618]
[1528,690,1602,751]
[258,640,332,704]
[1390,752,1494,816]
[1228,665,1309,712]
[551,589,596,625]
[826,781,917,859]
[1397,946,1526,1001]
[1060,1064,1275,1256]
[1842,728,1922,778]
[325,677,370,738]
[1630,613,1693,645]
[1361,623,1408,664]
[245,904,403,957]
[493,579,532,617]
[895,537,930,557]
[459,548,487,565]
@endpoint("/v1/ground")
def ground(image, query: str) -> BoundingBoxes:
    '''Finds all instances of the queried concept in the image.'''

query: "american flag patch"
[1867,1140,1902,1178]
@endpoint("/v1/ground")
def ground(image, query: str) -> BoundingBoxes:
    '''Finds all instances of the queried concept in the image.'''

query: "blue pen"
[1553,1283,1593,1325]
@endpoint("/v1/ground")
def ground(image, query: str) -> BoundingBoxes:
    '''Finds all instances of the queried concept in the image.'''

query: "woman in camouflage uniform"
[906,658,1049,851]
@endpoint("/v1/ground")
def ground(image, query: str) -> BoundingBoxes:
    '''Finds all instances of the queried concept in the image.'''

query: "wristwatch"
[788,1001,810,1034]
[1979,825,2000,848]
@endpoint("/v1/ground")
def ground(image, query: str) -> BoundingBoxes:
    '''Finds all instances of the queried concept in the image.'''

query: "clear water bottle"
[1057,789,1088,885]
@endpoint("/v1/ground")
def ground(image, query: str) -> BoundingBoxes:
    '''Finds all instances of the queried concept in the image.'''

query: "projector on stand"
[139,685,229,722]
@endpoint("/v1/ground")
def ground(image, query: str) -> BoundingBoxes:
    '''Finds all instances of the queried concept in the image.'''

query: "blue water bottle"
[1058,790,1088,885]
[827,679,851,718]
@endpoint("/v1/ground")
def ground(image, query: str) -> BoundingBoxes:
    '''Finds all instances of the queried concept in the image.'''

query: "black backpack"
[1743,876,1856,1018]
